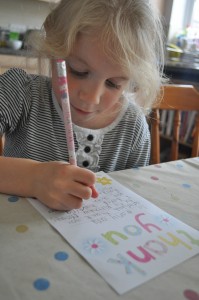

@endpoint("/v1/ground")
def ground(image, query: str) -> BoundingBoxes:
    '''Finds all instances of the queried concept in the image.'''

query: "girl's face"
[52,33,129,129]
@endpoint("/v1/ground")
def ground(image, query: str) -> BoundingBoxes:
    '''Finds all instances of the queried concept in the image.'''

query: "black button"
[84,146,91,153]
[87,134,93,141]
[83,160,89,167]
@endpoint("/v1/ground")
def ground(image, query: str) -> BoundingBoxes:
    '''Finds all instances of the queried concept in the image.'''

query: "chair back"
[0,136,3,155]
[150,84,199,164]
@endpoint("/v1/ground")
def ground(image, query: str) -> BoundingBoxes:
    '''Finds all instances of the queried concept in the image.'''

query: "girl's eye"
[69,66,88,78]
[106,79,120,90]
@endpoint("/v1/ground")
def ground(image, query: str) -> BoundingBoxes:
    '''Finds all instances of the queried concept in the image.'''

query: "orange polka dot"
[16,225,28,233]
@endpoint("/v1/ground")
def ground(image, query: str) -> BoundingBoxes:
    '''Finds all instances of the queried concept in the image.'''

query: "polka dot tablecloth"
[0,157,199,300]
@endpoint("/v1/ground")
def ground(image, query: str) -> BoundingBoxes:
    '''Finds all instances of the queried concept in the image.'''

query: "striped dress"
[0,68,151,173]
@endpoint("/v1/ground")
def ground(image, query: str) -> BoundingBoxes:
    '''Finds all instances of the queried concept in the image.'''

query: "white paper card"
[28,172,199,295]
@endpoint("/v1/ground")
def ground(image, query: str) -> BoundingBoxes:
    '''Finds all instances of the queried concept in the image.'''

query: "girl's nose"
[79,82,103,105]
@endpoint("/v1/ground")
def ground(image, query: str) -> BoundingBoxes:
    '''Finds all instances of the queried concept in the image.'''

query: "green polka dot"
[16,225,28,233]
[132,183,140,188]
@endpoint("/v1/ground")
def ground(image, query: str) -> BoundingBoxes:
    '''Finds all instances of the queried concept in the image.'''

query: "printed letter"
[127,246,156,263]
[108,253,146,275]
[144,240,168,255]
[135,213,162,233]
[123,225,142,236]
[177,230,199,246]
[102,231,128,245]
[159,232,192,250]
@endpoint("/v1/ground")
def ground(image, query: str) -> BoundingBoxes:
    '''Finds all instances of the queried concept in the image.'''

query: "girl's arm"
[0,157,98,210]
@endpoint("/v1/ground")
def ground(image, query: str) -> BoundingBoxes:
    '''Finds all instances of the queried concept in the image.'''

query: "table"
[1,157,199,300]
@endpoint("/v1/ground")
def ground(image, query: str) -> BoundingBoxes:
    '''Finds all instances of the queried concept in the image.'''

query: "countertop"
[0,47,34,57]
[1,48,199,86]
[165,59,199,71]
[164,60,199,87]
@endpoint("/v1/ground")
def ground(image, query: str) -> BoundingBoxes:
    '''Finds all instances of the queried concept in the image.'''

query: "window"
[191,0,199,29]
[186,0,199,51]
[168,0,199,51]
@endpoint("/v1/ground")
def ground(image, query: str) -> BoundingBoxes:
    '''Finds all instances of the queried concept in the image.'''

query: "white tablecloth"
[0,157,199,300]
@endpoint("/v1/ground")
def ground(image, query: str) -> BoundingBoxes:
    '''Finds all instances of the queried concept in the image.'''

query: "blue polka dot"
[8,195,19,202]
[176,163,183,169]
[54,251,69,261]
[132,167,139,171]
[33,278,50,291]
[182,183,191,189]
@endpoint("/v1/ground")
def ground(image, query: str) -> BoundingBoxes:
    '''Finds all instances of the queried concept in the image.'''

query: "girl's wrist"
[29,161,45,199]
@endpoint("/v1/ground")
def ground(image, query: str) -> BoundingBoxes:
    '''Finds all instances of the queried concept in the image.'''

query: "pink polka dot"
[151,176,159,181]
[154,165,162,168]
[91,243,98,249]
[184,290,199,300]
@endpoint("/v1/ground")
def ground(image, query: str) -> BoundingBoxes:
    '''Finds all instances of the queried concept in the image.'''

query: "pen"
[56,59,77,165]
[55,59,98,198]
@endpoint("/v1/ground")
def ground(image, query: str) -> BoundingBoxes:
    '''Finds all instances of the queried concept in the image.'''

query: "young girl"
[0,0,165,210]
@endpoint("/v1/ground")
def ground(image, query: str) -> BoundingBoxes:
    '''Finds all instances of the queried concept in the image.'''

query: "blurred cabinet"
[37,0,59,3]
[0,54,51,76]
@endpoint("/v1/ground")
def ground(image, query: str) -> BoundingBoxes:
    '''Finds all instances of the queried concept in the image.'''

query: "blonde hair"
[31,0,166,113]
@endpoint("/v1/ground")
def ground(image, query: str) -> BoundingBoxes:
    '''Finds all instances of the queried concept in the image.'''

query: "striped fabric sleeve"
[0,68,33,135]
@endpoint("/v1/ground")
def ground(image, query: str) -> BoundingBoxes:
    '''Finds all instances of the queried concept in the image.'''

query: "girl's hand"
[33,161,98,210]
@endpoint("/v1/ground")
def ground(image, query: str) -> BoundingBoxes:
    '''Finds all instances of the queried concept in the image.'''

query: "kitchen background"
[0,0,53,30]
[0,0,198,162]
[0,0,198,84]
[0,0,170,30]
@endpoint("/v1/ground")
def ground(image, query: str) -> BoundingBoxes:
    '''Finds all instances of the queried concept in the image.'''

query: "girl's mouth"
[71,104,95,116]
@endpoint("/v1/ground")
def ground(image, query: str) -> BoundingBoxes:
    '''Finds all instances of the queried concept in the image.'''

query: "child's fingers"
[70,165,96,186]
[65,165,98,198]
[90,185,99,198]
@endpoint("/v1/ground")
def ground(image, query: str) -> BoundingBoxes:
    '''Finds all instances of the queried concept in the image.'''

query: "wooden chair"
[150,84,199,164]
[0,135,3,155]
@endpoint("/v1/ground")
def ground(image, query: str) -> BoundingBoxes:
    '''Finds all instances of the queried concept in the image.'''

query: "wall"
[0,0,53,31]
[1,0,173,30]
[152,0,173,39]
[153,0,165,13]
[0,0,174,39]
[168,0,195,41]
